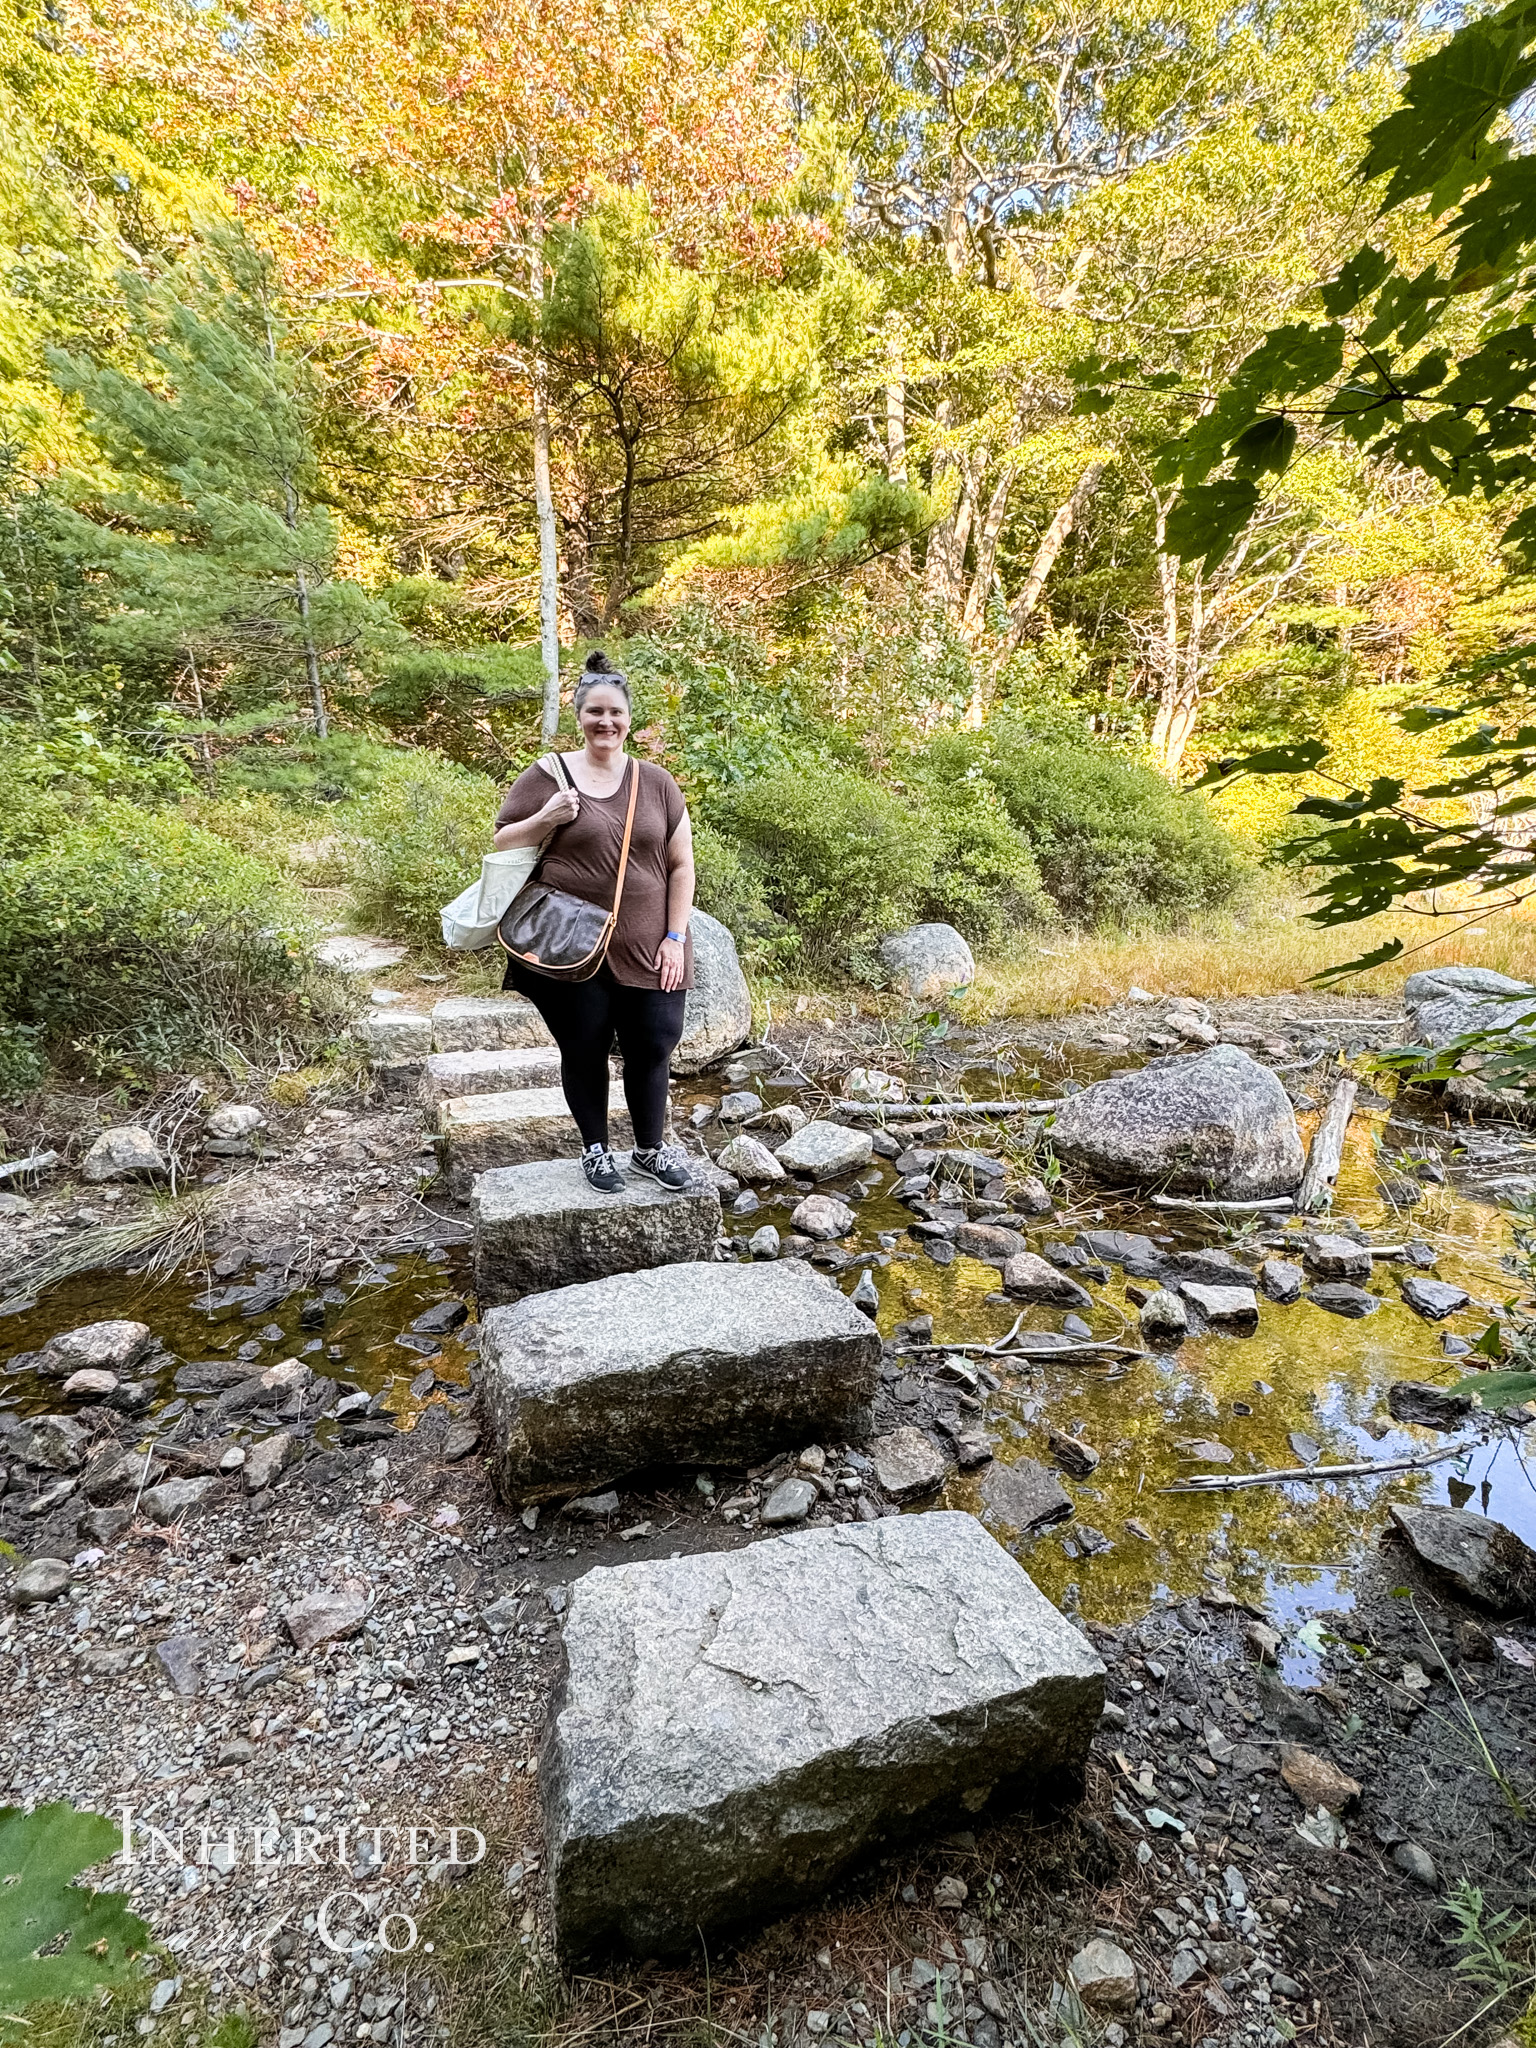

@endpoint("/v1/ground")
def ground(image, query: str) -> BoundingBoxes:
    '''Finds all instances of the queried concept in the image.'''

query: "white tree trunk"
[529,203,561,743]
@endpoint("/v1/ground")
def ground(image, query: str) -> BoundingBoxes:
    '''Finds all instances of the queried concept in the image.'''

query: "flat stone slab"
[440,1086,633,1199]
[361,1010,432,1063]
[430,995,554,1054]
[480,1261,881,1500]
[1177,1282,1259,1329]
[421,1046,571,1114]
[541,1512,1104,1960]
[472,1158,722,1305]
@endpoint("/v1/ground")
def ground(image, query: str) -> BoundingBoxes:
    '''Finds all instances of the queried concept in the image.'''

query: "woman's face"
[578,684,631,749]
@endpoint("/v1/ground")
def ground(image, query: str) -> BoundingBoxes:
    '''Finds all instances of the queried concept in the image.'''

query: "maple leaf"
[0,1802,149,2031]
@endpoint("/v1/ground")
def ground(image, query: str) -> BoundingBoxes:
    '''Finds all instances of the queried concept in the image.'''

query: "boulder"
[1388,1505,1536,1615]
[1304,1234,1372,1284]
[980,1459,1074,1532]
[1403,967,1536,1116]
[479,1261,881,1501]
[879,924,975,1001]
[1001,1252,1093,1309]
[1402,1276,1471,1321]
[672,912,753,1075]
[34,1320,153,1380]
[429,995,553,1054]
[81,1127,166,1183]
[540,1513,1104,1959]
[774,1122,874,1182]
[1048,1045,1303,1198]
[716,1136,788,1184]
[420,1047,565,1111]
[869,1427,947,1500]
[472,1158,721,1305]
[439,1085,636,1199]
[791,1194,856,1242]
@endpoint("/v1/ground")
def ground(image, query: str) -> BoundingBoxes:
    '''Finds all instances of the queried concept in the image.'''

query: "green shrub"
[0,800,346,1086]
[347,751,501,948]
[979,724,1247,928]
[901,749,1056,945]
[689,819,794,972]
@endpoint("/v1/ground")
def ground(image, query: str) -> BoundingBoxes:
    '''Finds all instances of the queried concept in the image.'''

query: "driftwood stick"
[931,1338,1148,1360]
[1150,1193,1294,1215]
[1295,1076,1359,1215]
[0,1150,59,1183]
[1162,1444,1461,1493]
[830,1099,1065,1119]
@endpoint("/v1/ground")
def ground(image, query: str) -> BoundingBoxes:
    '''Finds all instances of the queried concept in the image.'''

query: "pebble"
[761,1477,818,1525]
[13,1556,71,1605]
[748,1225,781,1260]
[1393,1841,1438,1888]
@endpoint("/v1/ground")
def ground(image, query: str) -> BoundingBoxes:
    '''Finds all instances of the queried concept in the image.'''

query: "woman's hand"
[656,935,687,992]
[541,787,580,828]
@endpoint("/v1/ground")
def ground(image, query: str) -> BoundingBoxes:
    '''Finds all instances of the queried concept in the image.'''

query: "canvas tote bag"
[439,750,564,950]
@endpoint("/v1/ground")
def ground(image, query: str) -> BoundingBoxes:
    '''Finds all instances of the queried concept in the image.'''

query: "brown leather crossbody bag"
[496,755,640,982]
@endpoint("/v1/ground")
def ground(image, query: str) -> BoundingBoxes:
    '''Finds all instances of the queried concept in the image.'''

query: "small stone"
[933,1875,968,1909]
[1304,1234,1372,1284]
[81,1127,167,1182]
[1279,1743,1361,1812]
[850,1271,879,1316]
[716,1136,788,1184]
[140,1477,218,1524]
[1001,1252,1093,1309]
[1047,1431,1099,1477]
[952,1222,1026,1266]
[207,1103,268,1140]
[244,1432,298,1495]
[762,1477,818,1525]
[844,1067,906,1103]
[283,1584,368,1652]
[564,1491,621,1520]
[981,1459,1072,1532]
[869,1427,947,1501]
[748,1225,781,1260]
[773,1121,874,1182]
[731,1190,760,1218]
[13,1557,71,1605]
[1138,1289,1187,1342]
[1260,1259,1304,1304]
[1392,1841,1438,1888]
[1068,1938,1137,2017]
[1308,1283,1378,1318]
[1013,1177,1053,1216]
[217,1738,254,1767]
[719,1091,763,1122]
[792,1194,856,1241]
[1178,1282,1259,1328]
[443,1422,481,1462]
[156,1635,208,1698]
[1401,1277,1471,1320]
[61,1369,118,1399]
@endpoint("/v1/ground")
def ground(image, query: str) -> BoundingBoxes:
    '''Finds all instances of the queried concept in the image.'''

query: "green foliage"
[979,724,1247,928]
[899,738,1055,945]
[0,1802,148,2026]
[346,751,501,949]
[689,819,793,970]
[1441,1877,1532,1998]
[624,614,819,800]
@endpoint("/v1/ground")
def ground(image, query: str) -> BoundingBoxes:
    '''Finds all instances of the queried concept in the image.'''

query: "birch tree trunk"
[886,323,911,576]
[528,197,561,743]
[998,461,1104,654]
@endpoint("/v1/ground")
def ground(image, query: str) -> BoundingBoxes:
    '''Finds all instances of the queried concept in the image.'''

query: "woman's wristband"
[666,929,686,943]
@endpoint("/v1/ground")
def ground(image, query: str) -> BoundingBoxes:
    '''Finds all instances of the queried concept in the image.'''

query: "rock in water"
[80,1127,167,1183]
[1308,1283,1378,1318]
[1387,1381,1473,1431]
[879,923,975,1001]
[1000,1252,1093,1309]
[980,1460,1073,1532]
[1137,1289,1188,1344]
[1389,1505,1536,1615]
[716,1136,788,1184]
[1178,1282,1259,1330]
[870,1427,947,1500]
[952,1223,1026,1266]
[1048,1045,1303,1198]
[33,1320,153,1379]
[791,1194,856,1241]
[774,1122,874,1182]
[1401,1276,1471,1320]
[1260,1259,1304,1304]
[672,911,753,1075]
[480,1262,880,1501]
[1304,1234,1372,1284]
[472,1159,721,1306]
[850,1270,879,1316]
[540,1514,1104,1959]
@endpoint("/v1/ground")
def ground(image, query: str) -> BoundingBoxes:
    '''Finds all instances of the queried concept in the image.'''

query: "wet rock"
[845,1067,906,1103]
[774,1122,874,1182]
[12,1557,71,1606]
[716,1136,789,1184]
[791,1195,856,1241]
[140,1477,219,1524]
[413,1298,469,1336]
[1304,1233,1373,1283]
[1068,1939,1137,2017]
[481,1262,880,1500]
[850,1271,879,1315]
[672,911,753,1075]
[156,1635,209,1697]
[719,1091,762,1122]
[61,1369,118,1400]
[980,1459,1073,1532]
[1047,1431,1099,1477]
[1177,1282,1259,1330]
[1161,1248,1257,1289]
[748,1225,781,1260]
[541,1512,1103,1960]
[1048,1045,1303,1198]
[1279,1744,1361,1811]
[762,1477,817,1524]
[869,1426,948,1500]
[1387,1381,1473,1430]
[1137,1290,1188,1344]
[1389,1504,1536,1615]
[1308,1283,1378,1318]
[952,1222,1026,1266]
[1260,1259,1305,1304]
[283,1584,368,1651]
[1001,1253,1093,1309]
[473,1159,721,1305]
[81,1126,167,1182]
[1392,1841,1438,1888]
[1079,1230,1162,1269]
[1402,1277,1471,1320]
[731,1190,760,1218]
[879,923,975,1001]
[34,1319,153,1379]
[243,1432,298,1495]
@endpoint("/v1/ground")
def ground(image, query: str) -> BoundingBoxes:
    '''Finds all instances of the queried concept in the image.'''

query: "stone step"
[473,1157,720,1305]
[542,1511,1105,1961]
[439,1085,632,1200]
[430,995,553,1054]
[480,1259,880,1501]
[421,1046,569,1115]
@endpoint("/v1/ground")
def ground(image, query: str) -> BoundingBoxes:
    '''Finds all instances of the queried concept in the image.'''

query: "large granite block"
[422,1046,571,1115]
[542,1513,1104,1959]
[430,995,554,1054]
[473,1158,721,1304]
[360,1010,432,1061]
[439,1085,632,1199]
[480,1260,881,1500]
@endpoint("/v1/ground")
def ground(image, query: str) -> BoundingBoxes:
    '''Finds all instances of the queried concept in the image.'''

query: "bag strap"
[609,759,641,921]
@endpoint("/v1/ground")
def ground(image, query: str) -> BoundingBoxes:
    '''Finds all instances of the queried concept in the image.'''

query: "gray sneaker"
[581,1145,626,1193]
[629,1144,693,1191]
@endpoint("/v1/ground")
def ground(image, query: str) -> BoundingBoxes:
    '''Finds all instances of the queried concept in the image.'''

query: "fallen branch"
[1150,1193,1293,1215]
[1162,1444,1462,1493]
[933,1338,1147,1361]
[0,1150,59,1183]
[1295,1075,1358,1215]
[830,1099,1065,1119]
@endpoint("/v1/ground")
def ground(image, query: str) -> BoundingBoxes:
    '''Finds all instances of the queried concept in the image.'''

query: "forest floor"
[3,985,1536,2048]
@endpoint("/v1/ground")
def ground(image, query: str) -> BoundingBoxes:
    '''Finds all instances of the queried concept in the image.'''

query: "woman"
[493,650,696,1194]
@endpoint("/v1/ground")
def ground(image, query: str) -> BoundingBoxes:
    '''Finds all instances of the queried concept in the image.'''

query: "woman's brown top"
[495,755,693,991]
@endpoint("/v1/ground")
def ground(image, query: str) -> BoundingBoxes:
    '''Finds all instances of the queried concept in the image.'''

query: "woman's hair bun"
[583,649,617,675]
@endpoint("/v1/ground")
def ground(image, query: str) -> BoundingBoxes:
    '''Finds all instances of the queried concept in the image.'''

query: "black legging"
[503,959,686,1151]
